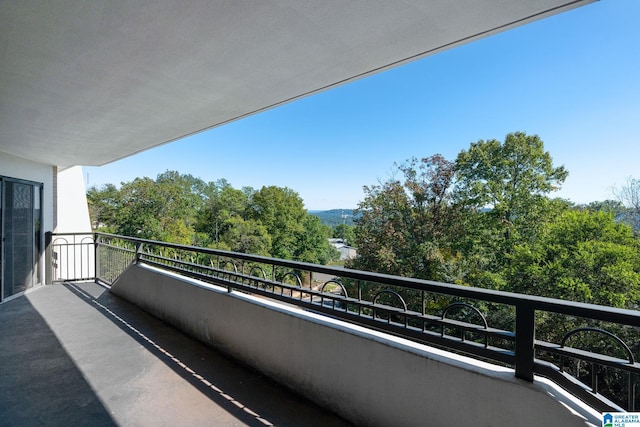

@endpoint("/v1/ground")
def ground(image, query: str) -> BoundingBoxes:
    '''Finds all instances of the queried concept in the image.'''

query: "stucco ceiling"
[0,0,594,168]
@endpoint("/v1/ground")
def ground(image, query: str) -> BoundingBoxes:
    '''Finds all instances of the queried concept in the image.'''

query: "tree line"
[87,131,640,310]
[348,131,640,310]
[87,173,340,265]
[87,132,640,407]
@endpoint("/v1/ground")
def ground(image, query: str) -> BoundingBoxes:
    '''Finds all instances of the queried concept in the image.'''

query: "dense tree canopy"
[87,172,338,264]
[296,215,338,265]
[349,155,459,280]
[332,223,355,245]
[508,210,640,307]
[88,172,207,244]
[195,179,251,248]
[247,186,307,260]
[454,132,568,258]
[349,132,639,307]
[87,134,639,410]
[87,132,640,308]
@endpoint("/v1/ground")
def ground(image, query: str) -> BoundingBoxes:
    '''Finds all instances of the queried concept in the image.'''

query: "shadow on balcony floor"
[0,282,353,427]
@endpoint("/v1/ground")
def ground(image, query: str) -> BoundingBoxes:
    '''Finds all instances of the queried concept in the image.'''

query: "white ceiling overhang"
[0,0,594,168]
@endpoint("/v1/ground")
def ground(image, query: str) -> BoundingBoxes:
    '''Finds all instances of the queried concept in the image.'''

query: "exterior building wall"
[56,166,91,233]
[338,245,357,260]
[0,155,92,291]
[329,239,358,260]
[0,156,91,235]
[0,152,54,233]
[51,166,94,281]
[0,153,54,293]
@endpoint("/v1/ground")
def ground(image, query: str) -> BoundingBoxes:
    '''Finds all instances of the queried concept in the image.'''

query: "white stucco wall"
[0,152,54,233]
[56,166,91,233]
[111,263,601,427]
[1,155,93,285]
[0,152,55,289]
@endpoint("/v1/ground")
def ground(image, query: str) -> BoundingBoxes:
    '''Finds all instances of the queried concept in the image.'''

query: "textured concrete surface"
[0,283,352,427]
[111,263,600,427]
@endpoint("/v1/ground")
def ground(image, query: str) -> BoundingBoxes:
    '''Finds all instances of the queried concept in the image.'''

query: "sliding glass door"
[1,177,43,301]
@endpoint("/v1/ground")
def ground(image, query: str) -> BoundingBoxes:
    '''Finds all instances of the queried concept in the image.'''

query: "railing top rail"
[50,231,638,411]
[94,232,640,325]
[48,232,95,236]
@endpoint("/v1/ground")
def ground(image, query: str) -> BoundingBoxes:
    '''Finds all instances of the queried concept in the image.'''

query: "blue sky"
[85,0,640,211]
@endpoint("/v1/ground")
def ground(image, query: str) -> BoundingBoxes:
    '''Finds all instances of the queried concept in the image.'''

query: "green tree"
[454,132,568,263]
[220,217,271,255]
[154,171,206,243]
[98,172,205,244]
[196,180,251,247]
[116,177,165,239]
[575,199,627,216]
[87,183,120,232]
[295,215,339,264]
[247,186,307,260]
[87,174,342,263]
[349,155,459,280]
[332,223,355,245]
[508,210,640,307]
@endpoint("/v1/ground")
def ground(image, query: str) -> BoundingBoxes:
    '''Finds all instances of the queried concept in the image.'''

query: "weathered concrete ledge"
[110,263,600,427]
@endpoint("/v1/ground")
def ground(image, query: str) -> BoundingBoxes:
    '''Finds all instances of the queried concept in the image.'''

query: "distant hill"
[309,209,358,227]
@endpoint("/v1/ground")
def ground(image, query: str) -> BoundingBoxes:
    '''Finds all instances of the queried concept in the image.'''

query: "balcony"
[0,281,351,426]
[4,232,639,426]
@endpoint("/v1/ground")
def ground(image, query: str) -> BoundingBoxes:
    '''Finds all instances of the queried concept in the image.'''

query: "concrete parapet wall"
[110,263,600,427]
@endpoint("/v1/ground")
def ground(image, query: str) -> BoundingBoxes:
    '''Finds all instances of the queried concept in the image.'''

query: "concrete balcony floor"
[0,282,353,427]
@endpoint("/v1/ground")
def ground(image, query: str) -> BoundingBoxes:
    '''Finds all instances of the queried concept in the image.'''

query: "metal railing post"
[135,241,142,263]
[515,302,536,382]
[94,233,100,282]
[45,231,53,285]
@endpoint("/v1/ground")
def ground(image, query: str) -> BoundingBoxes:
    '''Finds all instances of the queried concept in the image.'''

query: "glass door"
[1,178,43,301]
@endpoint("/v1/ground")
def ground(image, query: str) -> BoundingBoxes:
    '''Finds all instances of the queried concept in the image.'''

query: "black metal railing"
[48,232,640,412]
[46,232,96,283]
